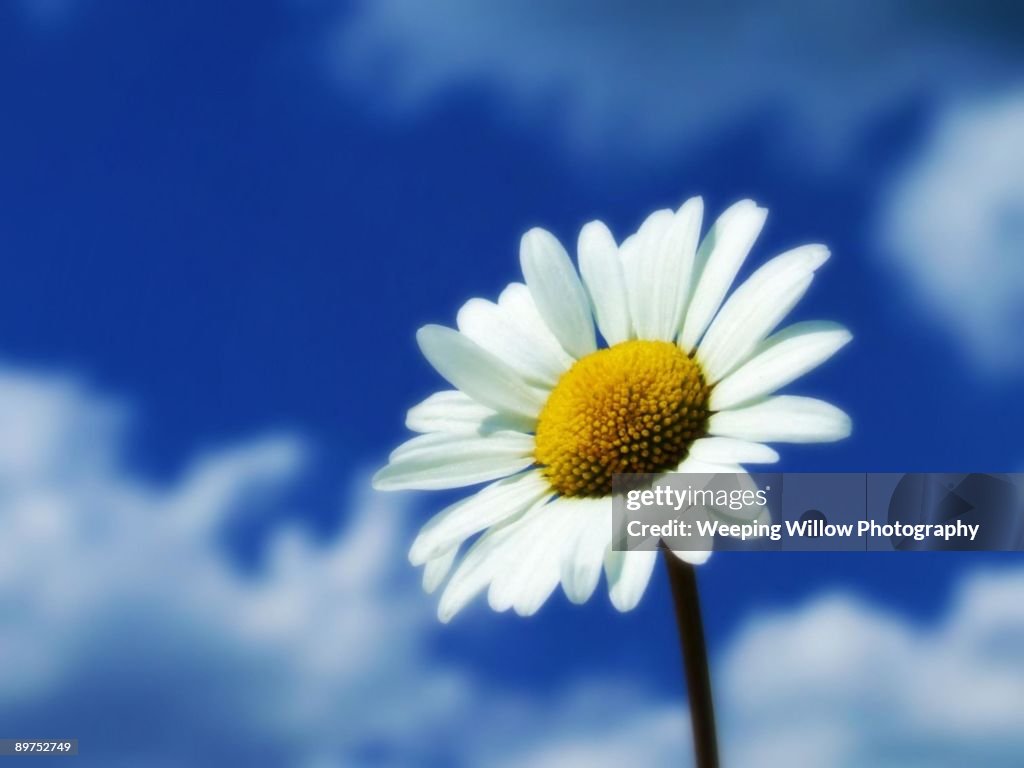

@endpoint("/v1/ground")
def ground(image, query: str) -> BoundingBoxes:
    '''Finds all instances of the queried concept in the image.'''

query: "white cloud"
[331,0,1017,161]
[722,577,1024,767]
[510,574,1024,768]
[880,92,1024,372]
[0,364,678,766]
[0,364,455,764]
[2,363,1024,766]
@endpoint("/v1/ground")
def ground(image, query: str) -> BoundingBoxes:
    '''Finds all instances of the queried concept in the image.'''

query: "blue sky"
[2,1,1024,765]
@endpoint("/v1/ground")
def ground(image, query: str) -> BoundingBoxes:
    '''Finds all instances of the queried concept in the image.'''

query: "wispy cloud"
[879,91,1024,373]
[329,0,1022,162]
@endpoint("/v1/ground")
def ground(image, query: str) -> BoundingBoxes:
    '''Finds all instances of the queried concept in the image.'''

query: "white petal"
[688,437,779,465]
[512,577,561,616]
[604,548,659,612]
[664,490,716,564]
[406,390,536,435]
[437,505,543,623]
[669,548,712,566]
[457,298,567,389]
[711,321,853,410]
[680,200,768,351]
[423,547,458,594]
[520,228,596,359]
[559,498,612,604]
[708,396,852,443]
[618,233,638,257]
[623,208,674,339]
[578,221,631,346]
[675,456,743,475]
[689,468,768,524]
[408,470,551,564]
[671,460,760,560]
[373,431,535,491]
[417,324,546,419]
[675,456,761,504]
[697,244,830,383]
[631,197,703,341]
[487,499,576,616]
[497,283,575,371]
[387,429,530,461]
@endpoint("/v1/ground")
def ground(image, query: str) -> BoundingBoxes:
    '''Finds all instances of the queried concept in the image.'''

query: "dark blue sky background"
[2,0,1023,728]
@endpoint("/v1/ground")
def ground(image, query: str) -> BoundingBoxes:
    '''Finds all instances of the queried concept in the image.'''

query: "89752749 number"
[0,739,78,756]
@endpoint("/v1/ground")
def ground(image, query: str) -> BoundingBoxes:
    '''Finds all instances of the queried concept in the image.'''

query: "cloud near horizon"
[1,363,1024,765]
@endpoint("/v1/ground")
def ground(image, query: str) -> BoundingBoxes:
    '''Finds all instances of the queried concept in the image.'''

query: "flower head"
[374,199,851,621]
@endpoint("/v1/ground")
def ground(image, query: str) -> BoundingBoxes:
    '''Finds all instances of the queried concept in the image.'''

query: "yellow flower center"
[534,340,710,497]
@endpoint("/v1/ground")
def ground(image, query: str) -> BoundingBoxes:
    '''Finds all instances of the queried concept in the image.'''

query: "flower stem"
[661,547,719,768]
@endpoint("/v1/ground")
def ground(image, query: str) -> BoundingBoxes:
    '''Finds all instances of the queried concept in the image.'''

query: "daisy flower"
[373,198,851,622]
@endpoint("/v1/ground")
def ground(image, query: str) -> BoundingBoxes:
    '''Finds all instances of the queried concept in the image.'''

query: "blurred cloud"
[331,0,1022,161]
[1,364,1023,765]
[0,363,679,766]
[0,364,454,764]
[723,573,1024,767]
[513,572,1024,768]
[880,91,1024,373]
